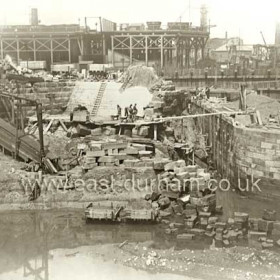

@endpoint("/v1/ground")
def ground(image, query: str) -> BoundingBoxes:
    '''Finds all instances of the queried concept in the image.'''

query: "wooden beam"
[154,111,244,122]
[44,118,54,133]
[153,124,157,141]
[59,119,68,131]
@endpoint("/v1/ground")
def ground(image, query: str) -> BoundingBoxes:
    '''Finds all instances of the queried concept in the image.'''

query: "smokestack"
[200,5,208,31]
[30,8,39,26]
[276,22,280,45]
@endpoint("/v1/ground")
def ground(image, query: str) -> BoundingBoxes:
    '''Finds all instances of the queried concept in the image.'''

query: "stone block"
[170,222,184,229]
[91,127,102,136]
[234,221,248,230]
[177,234,194,240]
[87,150,105,157]
[142,158,154,168]
[248,218,259,231]
[175,160,186,168]
[208,217,219,225]
[258,219,274,233]
[215,205,223,214]
[183,206,197,217]
[176,172,190,181]
[102,142,128,150]
[158,196,171,209]
[123,159,140,168]
[98,156,116,163]
[261,242,273,249]
[114,154,132,161]
[151,192,161,201]
[201,194,216,205]
[190,228,205,235]
[234,212,249,223]
[228,218,235,226]
[85,157,97,164]
[107,149,119,156]
[164,162,175,171]
[159,210,171,218]
[215,222,227,229]
[131,143,146,151]
[262,209,276,221]
[124,147,139,155]
[123,129,132,137]
[138,126,150,137]
[83,163,98,169]
[104,127,117,136]
[105,162,115,167]
[184,165,198,173]
[89,142,102,151]
[185,215,197,229]
[154,159,171,170]
[172,203,184,214]
[199,212,211,217]
[223,240,230,246]
[161,191,180,199]
[144,108,154,118]
[139,151,153,157]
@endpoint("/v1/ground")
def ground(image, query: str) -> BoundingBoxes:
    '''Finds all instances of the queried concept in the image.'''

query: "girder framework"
[111,33,208,68]
[0,34,77,64]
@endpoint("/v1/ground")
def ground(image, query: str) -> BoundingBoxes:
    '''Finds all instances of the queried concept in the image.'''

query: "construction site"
[1,3,280,280]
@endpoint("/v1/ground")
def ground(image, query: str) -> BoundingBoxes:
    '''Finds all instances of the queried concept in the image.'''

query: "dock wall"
[191,101,280,198]
[19,81,75,115]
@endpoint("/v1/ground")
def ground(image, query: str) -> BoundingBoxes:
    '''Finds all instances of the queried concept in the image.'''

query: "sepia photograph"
[0,0,280,279]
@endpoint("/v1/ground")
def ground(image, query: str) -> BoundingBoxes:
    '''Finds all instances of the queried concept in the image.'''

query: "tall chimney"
[200,5,208,31]
[30,8,39,26]
[275,22,280,45]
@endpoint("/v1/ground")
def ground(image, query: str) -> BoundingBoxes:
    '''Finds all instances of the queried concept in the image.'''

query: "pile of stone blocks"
[82,140,154,170]
[238,209,280,249]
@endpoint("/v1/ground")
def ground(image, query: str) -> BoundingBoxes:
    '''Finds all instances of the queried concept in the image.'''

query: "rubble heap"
[120,65,159,91]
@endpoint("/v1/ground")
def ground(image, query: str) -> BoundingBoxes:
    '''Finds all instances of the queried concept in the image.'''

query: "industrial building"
[0,7,209,70]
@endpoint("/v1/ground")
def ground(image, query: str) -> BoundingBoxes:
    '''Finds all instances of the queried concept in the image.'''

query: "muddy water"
[0,210,178,280]
[1,189,280,280]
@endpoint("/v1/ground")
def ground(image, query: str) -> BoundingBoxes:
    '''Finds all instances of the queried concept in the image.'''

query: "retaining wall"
[19,81,75,116]
[192,101,280,198]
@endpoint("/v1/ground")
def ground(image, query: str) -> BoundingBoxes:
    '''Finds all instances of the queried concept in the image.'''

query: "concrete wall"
[192,101,280,198]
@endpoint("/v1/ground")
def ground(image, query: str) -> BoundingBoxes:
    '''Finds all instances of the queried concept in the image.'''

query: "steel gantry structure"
[110,29,209,68]
[0,25,82,66]
[0,24,209,69]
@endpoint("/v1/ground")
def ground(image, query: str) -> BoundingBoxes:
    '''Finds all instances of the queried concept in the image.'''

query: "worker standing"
[124,107,129,118]
[206,87,210,99]
[117,105,122,119]
[132,104,138,121]
[128,104,133,122]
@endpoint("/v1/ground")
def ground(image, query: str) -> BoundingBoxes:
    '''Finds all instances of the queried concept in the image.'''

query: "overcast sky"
[0,0,279,44]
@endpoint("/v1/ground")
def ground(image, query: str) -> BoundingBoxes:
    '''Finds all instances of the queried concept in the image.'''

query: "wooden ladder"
[91,82,107,116]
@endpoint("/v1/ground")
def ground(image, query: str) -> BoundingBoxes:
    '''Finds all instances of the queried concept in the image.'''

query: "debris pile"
[57,137,156,171]
[150,79,176,92]
[120,65,159,91]
[229,92,280,125]
[147,190,280,249]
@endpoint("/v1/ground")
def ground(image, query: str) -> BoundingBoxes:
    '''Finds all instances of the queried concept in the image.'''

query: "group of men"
[117,104,138,122]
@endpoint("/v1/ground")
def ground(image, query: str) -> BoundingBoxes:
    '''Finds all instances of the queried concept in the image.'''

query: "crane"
[260,31,267,47]
[260,31,270,61]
